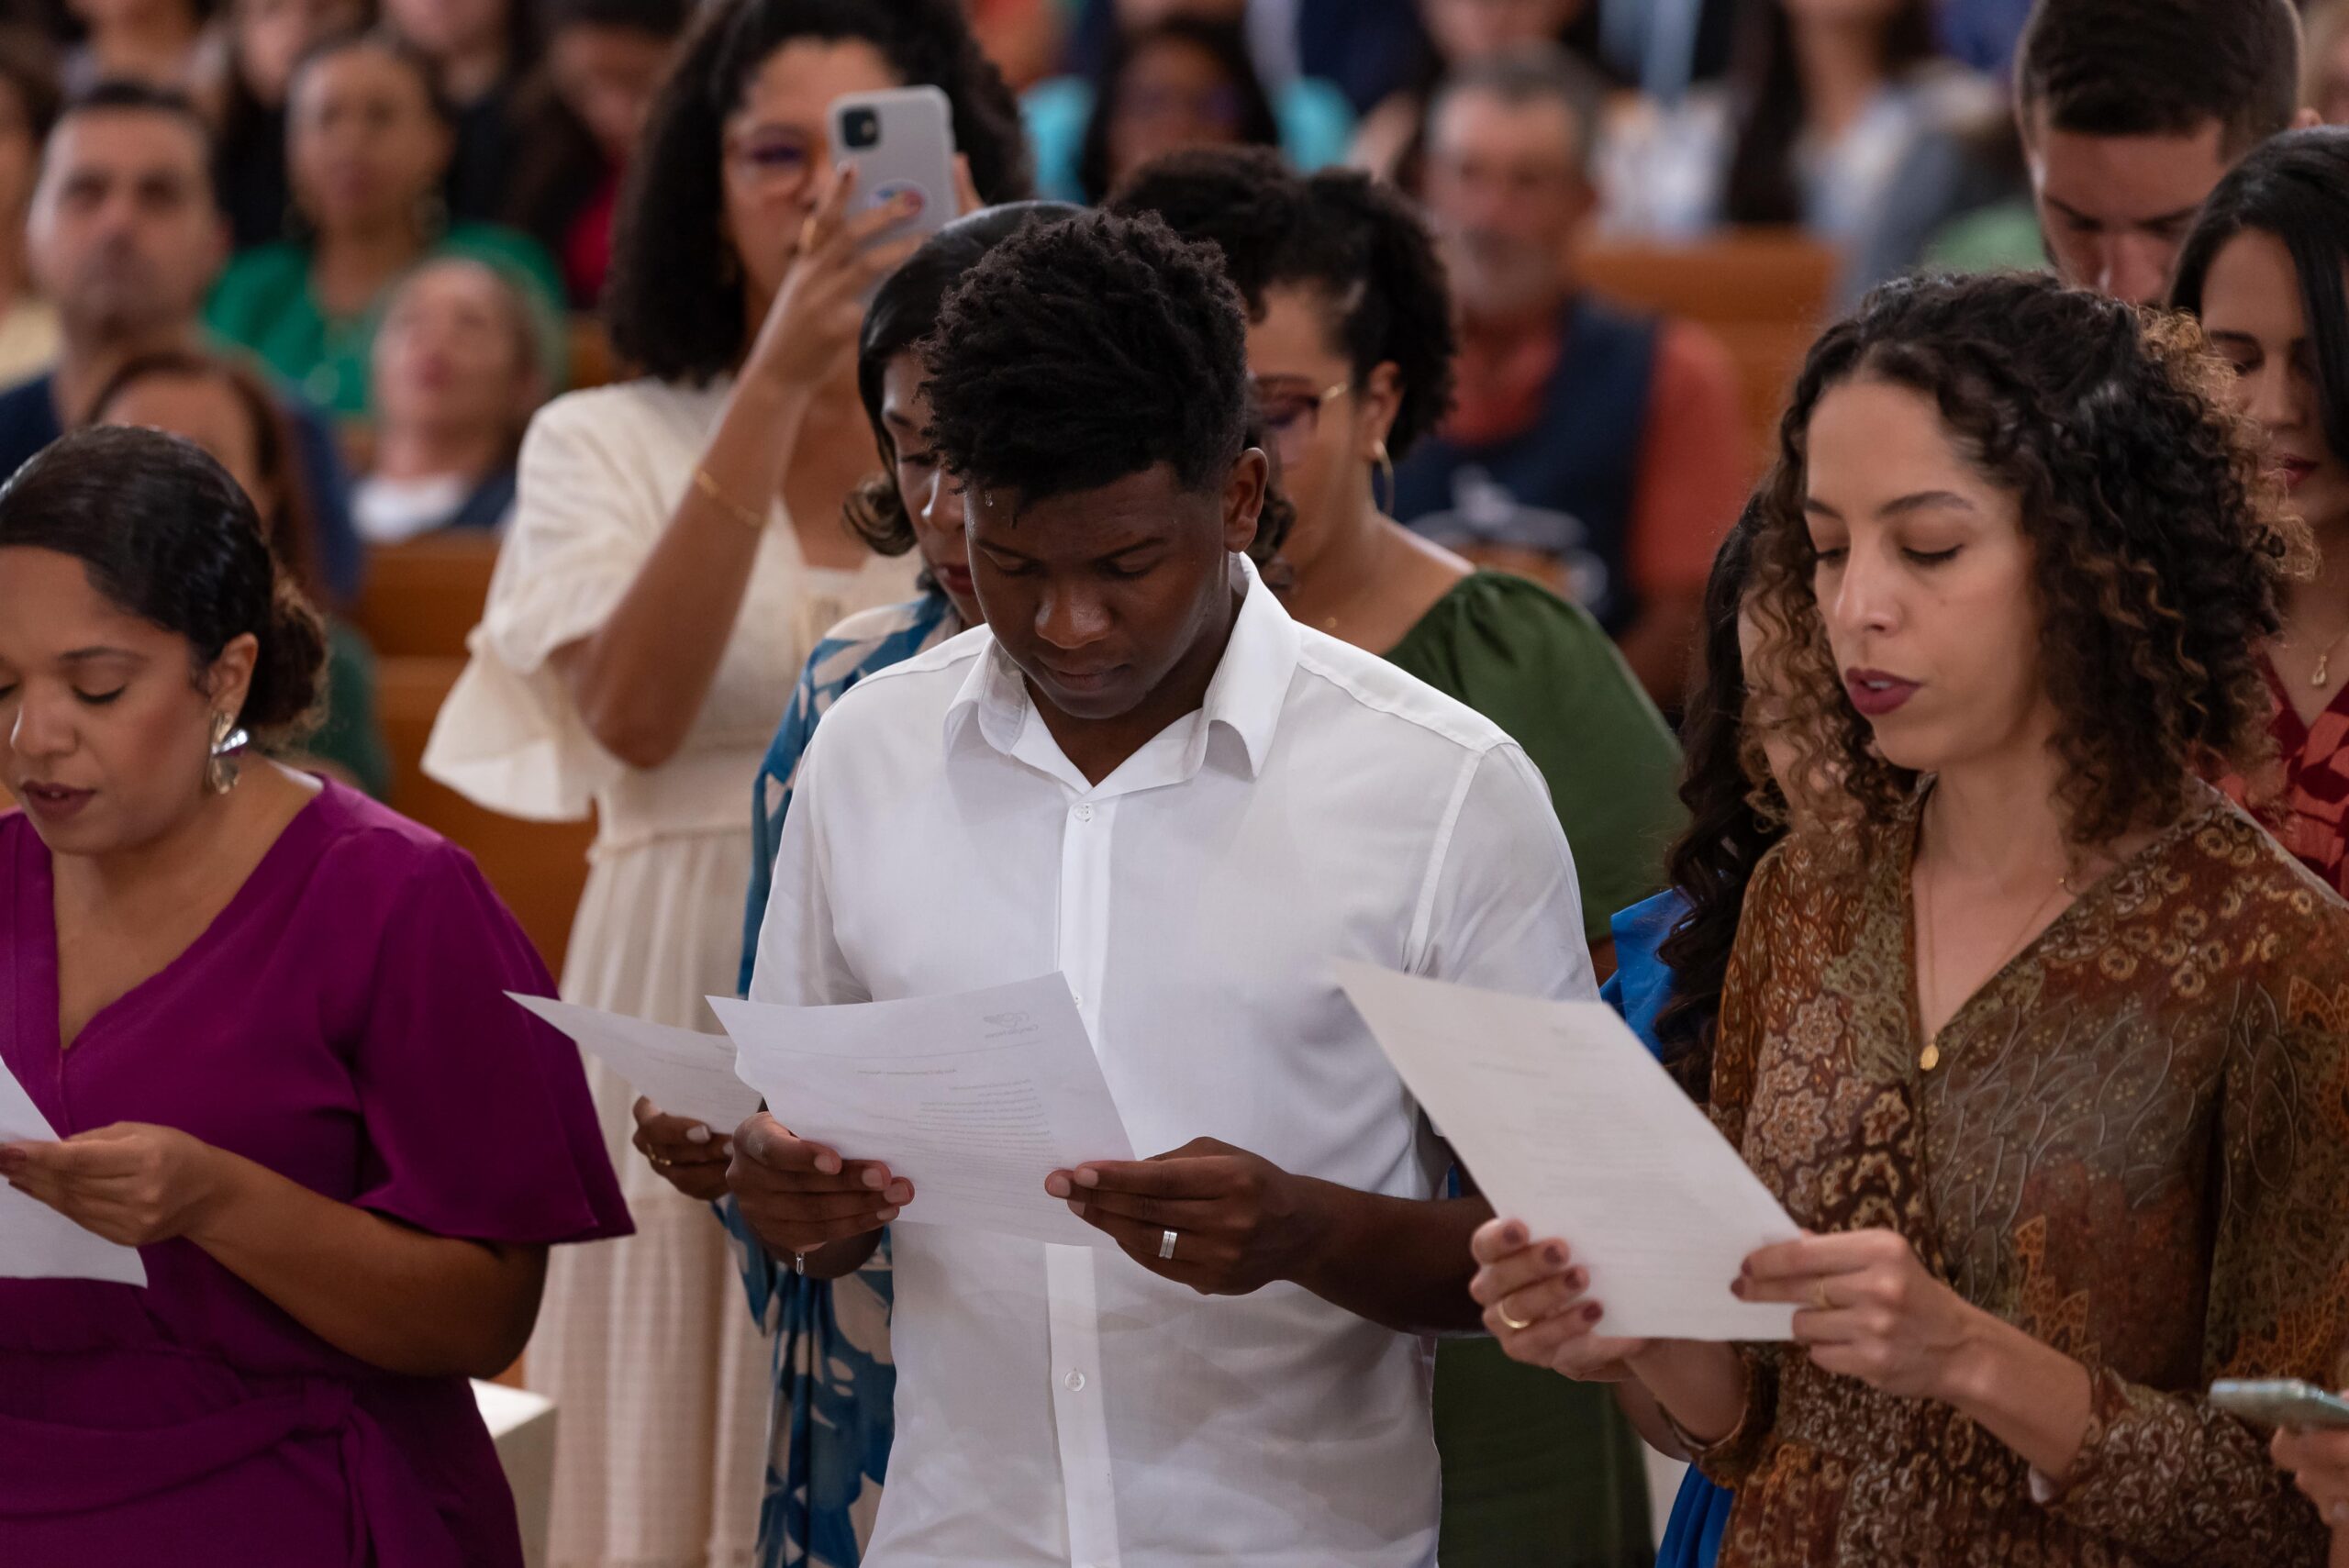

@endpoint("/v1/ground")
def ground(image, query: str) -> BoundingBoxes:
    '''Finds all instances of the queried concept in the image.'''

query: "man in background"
[1397,47,1748,706]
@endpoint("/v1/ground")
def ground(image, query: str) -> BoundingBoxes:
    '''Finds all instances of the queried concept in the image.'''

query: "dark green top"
[1384,571,1684,943]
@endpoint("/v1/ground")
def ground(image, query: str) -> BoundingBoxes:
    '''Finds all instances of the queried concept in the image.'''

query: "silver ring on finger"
[1158,1229,1178,1262]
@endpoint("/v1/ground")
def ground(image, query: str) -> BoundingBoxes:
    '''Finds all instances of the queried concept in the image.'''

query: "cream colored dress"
[424,377,917,1568]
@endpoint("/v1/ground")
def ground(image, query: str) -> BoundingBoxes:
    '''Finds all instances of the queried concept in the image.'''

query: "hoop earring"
[206,712,250,796]
[1373,439,1397,516]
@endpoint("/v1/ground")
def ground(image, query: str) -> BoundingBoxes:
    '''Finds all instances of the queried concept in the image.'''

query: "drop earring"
[206,712,250,795]
[1372,439,1397,516]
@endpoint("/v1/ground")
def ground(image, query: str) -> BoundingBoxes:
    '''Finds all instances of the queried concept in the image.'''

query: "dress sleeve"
[2029,973,2349,1563]
[1683,846,1790,1488]
[420,393,662,820]
[349,838,634,1246]
[1444,582,1686,940]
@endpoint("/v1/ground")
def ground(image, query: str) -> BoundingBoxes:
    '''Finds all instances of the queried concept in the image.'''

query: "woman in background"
[377,0,534,222]
[1073,17,1280,204]
[354,255,544,542]
[0,30,61,388]
[89,347,391,796]
[204,29,563,425]
[203,0,373,250]
[2173,128,2349,897]
[504,0,690,307]
[421,4,1030,1563]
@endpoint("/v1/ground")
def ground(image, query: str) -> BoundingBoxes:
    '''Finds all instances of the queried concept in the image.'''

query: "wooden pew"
[1579,229,1840,471]
[374,655,596,974]
[353,533,503,661]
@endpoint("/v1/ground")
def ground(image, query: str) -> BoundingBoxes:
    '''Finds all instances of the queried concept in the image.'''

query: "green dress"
[203,223,567,422]
[1385,572,1679,1568]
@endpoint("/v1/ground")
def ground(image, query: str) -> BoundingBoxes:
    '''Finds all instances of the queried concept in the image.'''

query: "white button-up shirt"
[752,562,1596,1567]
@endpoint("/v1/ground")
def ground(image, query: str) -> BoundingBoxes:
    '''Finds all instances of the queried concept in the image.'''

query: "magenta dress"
[0,782,633,1566]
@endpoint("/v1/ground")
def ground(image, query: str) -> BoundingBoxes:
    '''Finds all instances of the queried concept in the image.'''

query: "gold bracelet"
[693,465,769,533]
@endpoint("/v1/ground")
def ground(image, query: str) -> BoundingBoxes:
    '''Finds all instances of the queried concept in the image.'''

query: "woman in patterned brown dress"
[1467,272,2349,1568]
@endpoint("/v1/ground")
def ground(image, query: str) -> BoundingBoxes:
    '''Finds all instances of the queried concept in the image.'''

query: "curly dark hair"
[1074,16,1279,206]
[1108,146,1458,462]
[844,201,1081,555]
[0,428,328,741]
[603,0,1033,385]
[1748,272,2301,854]
[921,208,1252,505]
[1652,506,1784,1102]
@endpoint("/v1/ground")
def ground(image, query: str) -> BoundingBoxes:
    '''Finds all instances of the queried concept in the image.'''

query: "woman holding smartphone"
[1470,272,2349,1566]
[421,4,1030,1565]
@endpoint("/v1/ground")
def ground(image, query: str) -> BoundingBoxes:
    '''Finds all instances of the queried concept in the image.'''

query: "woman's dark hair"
[1750,271,2300,851]
[1722,0,1938,225]
[1108,145,1457,462]
[0,428,328,739]
[1074,16,1279,206]
[603,0,1032,384]
[291,27,458,124]
[2171,128,2349,472]
[922,208,1250,502]
[503,0,691,280]
[86,349,328,606]
[845,200,1080,555]
[1653,507,1780,1101]
[0,24,62,144]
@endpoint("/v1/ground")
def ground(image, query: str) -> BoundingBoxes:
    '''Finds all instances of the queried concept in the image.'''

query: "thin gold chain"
[1916,860,2070,1072]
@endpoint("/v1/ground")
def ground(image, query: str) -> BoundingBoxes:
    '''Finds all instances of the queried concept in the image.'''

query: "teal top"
[203,223,567,422]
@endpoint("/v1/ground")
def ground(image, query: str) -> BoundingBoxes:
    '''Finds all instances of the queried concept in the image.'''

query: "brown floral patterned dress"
[1691,785,2349,1567]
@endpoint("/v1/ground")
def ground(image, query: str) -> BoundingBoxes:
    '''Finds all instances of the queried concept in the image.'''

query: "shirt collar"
[943,554,1298,785]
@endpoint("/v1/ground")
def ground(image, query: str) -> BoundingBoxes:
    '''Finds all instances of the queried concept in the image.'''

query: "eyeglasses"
[1252,379,1349,470]
[723,128,818,198]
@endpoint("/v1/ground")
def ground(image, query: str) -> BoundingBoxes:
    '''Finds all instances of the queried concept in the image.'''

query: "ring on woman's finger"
[650,1154,674,1170]
[1810,1280,1834,1313]
[1497,1297,1534,1332]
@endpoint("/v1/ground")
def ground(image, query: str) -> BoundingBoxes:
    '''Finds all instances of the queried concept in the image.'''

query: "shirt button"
[1073,802,1094,823]
[1063,1370,1087,1392]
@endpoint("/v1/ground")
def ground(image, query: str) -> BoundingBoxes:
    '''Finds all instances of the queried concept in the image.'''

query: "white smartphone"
[2209,1378,2349,1429]
[829,87,959,260]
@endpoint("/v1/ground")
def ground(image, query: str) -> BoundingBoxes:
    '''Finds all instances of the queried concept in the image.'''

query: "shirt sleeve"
[349,838,633,1246]
[2029,980,2349,1562]
[419,394,659,820]
[1408,742,1597,1004]
[1628,319,1750,603]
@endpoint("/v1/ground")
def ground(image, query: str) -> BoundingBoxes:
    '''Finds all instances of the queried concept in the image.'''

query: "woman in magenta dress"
[0,426,632,1564]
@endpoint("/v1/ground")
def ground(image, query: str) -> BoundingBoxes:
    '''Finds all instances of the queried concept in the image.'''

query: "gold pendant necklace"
[2298,624,2349,688]
[1917,863,2072,1073]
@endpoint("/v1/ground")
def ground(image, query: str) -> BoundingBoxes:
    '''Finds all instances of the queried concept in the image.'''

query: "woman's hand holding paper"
[1469,1217,1652,1381]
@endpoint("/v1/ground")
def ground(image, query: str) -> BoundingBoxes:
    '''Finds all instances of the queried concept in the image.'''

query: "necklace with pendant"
[1916,862,2072,1073]
[2297,623,2349,688]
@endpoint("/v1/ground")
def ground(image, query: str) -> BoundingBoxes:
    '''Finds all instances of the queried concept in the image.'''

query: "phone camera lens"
[843,109,881,150]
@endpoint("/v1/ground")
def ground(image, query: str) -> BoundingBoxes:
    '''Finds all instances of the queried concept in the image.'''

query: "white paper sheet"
[710,974,1135,1249]
[507,993,764,1134]
[0,1054,147,1286]
[1336,962,1797,1340]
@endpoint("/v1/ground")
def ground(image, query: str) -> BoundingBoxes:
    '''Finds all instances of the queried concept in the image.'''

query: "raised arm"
[554,172,922,769]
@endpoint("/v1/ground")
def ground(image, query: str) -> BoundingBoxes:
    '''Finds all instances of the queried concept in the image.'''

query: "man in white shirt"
[730,208,1597,1567]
